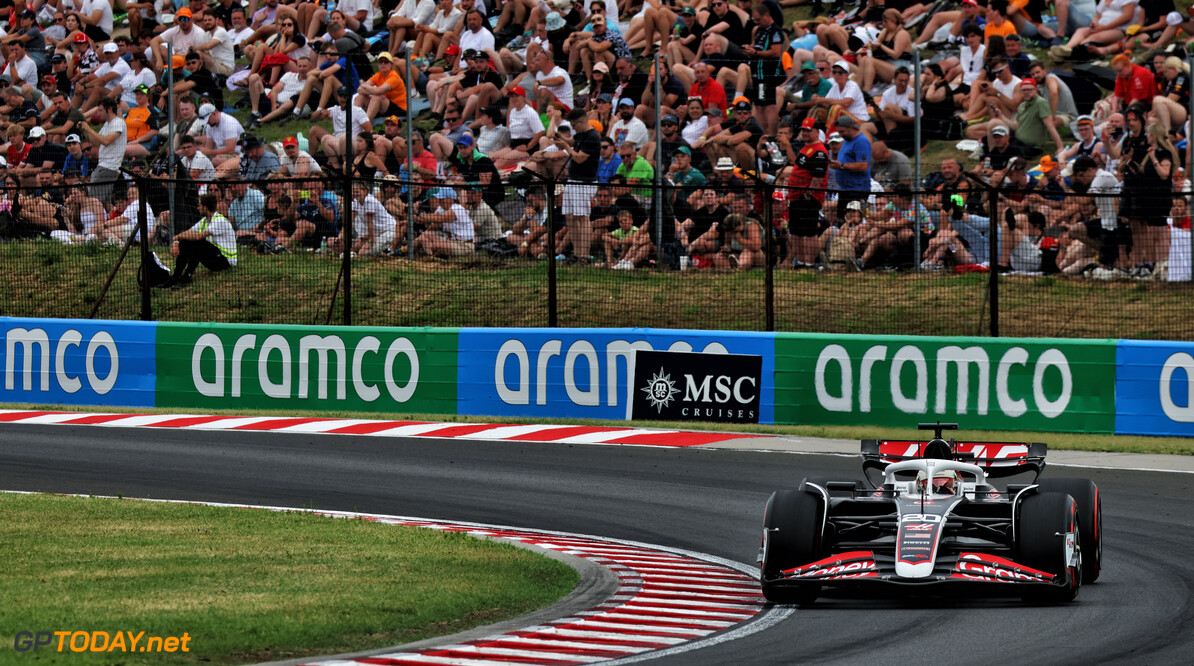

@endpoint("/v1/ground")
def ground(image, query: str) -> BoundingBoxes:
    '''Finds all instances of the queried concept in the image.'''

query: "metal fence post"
[653,53,663,252]
[138,175,151,321]
[912,51,921,272]
[406,51,416,259]
[546,180,558,327]
[988,181,999,337]
[342,89,354,326]
[1187,54,1193,282]
[166,44,175,246]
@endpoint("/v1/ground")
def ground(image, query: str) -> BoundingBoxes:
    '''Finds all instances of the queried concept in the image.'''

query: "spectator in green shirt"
[667,146,706,187]
[1006,79,1065,153]
[791,61,833,123]
[615,141,655,203]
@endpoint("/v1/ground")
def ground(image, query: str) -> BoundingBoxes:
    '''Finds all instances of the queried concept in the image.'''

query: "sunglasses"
[444,116,461,121]
[662,121,678,126]
[178,17,190,22]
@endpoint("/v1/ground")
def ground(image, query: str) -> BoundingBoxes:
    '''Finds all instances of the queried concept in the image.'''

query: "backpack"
[824,228,857,270]
[138,251,172,288]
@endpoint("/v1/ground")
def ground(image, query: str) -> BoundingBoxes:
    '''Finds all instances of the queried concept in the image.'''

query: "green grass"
[3,239,1192,339]
[6,402,1192,455]
[0,493,578,665]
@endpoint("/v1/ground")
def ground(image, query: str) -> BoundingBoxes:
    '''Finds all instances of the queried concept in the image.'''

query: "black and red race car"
[758,423,1102,605]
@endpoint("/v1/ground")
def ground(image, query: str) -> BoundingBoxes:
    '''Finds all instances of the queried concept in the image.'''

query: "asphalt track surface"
[3,424,1193,665]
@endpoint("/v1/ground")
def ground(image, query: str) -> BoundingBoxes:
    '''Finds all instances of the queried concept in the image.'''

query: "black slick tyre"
[760,489,824,605]
[1017,491,1081,602]
[1036,477,1102,582]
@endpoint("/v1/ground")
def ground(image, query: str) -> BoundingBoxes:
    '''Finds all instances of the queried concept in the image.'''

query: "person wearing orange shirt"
[356,51,408,121]
[984,2,1018,43]
[123,84,160,159]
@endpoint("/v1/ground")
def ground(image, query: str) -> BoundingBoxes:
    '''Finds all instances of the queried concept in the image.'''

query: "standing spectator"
[830,116,871,217]
[165,193,237,289]
[785,117,830,267]
[78,97,125,206]
[560,106,602,261]
[743,1,786,136]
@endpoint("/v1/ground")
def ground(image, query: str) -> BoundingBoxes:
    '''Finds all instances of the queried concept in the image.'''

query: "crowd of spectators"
[0,0,1191,284]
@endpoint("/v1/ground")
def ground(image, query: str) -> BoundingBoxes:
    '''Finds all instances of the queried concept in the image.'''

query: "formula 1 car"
[758,423,1102,605]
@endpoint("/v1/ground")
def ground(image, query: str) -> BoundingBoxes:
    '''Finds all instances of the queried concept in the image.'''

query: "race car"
[758,423,1102,605]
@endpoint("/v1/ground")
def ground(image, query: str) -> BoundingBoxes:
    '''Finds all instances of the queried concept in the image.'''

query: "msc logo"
[640,368,680,413]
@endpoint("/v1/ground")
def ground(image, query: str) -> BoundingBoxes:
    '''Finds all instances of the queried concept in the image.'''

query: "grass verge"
[0,493,578,665]
[5,402,1192,455]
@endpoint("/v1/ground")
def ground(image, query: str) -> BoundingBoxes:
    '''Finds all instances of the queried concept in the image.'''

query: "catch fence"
[1,172,1191,340]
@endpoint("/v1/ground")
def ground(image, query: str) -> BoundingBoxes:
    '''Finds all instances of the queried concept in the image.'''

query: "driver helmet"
[916,470,962,495]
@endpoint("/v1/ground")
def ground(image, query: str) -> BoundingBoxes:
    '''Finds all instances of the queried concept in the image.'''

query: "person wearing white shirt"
[150,8,210,71]
[339,0,378,33]
[309,85,371,169]
[343,181,398,256]
[819,61,870,122]
[75,0,115,42]
[527,50,573,111]
[228,8,255,46]
[608,98,649,148]
[78,98,126,206]
[955,26,985,87]
[457,13,496,54]
[415,187,476,256]
[167,193,238,290]
[251,56,313,123]
[280,137,324,175]
[3,42,38,90]
[504,85,545,151]
[195,13,236,76]
[198,104,245,166]
[180,136,217,181]
[876,66,917,135]
[387,0,437,54]
[116,53,157,109]
[414,0,463,59]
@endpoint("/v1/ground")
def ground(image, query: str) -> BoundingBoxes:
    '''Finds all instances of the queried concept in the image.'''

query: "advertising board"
[456,329,775,421]
[155,323,458,414]
[0,317,156,406]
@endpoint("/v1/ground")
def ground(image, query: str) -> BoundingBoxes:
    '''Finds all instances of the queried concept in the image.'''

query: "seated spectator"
[977,123,1033,175]
[251,55,314,125]
[279,135,323,175]
[124,86,161,159]
[875,66,916,145]
[237,135,281,181]
[75,43,130,113]
[1055,0,1138,56]
[1152,56,1189,132]
[960,57,1021,123]
[447,48,502,123]
[857,184,931,269]
[461,186,504,243]
[226,178,265,242]
[196,103,244,168]
[1102,53,1155,118]
[414,186,475,257]
[712,211,764,270]
[1003,34,1032,79]
[296,178,340,247]
[356,52,408,121]
[856,10,913,95]
[1059,115,1105,165]
[870,141,912,187]
[678,96,710,147]
[706,99,764,168]
[602,208,638,268]
[992,79,1065,153]
[667,146,706,187]
[681,187,729,255]
[61,134,91,179]
[164,192,237,289]
[809,61,872,133]
[309,86,370,170]
[615,141,654,206]
[511,187,549,258]
[609,97,649,149]
[178,135,216,182]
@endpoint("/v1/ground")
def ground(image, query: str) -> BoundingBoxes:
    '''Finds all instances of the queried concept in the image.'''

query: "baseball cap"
[445,44,461,56]
[102,43,119,54]
[377,52,394,62]
[172,54,185,69]
[1076,114,1095,126]
[828,132,843,143]
[676,145,692,156]
[832,60,851,72]
[73,32,88,43]
[618,98,634,107]
[51,54,66,63]
[240,134,262,149]
[197,102,215,119]
[177,7,192,18]
[800,117,817,129]
[661,114,678,123]
[681,6,696,15]
[801,61,817,72]
[18,9,34,19]
[846,200,863,211]
[336,85,350,97]
[0,156,8,167]
[509,85,526,97]
[385,115,402,124]
[596,93,612,104]
[283,136,299,148]
[715,156,735,170]
[28,126,45,139]
[835,115,856,129]
[990,124,1009,137]
[1020,78,1038,89]
[593,62,609,74]
[456,133,474,146]
[557,121,572,132]
[135,84,151,94]
[41,74,56,85]
[433,187,457,199]
[1039,155,1059,171]
[65,134,81,144]
[462,48,479,60]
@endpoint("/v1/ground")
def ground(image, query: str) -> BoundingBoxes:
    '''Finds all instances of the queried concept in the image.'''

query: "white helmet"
[916,470,962,495]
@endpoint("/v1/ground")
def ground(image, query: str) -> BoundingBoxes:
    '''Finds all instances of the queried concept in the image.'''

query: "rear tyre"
[1036,478,1102,582]
[760,489,824,605]
[1017,491,1081,602]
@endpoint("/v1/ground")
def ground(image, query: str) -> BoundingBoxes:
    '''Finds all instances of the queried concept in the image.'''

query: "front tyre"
[1017,491,1081,602]
[1036,478,1102,582]
[760,489,824,605]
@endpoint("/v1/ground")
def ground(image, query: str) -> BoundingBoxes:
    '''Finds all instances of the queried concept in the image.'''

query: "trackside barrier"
[0,317,1190,437]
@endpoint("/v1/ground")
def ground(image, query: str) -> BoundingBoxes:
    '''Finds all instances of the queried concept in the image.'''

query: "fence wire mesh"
[1,170,1191,340]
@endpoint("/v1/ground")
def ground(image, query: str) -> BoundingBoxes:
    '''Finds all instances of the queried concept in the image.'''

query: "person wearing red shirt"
[686,61,727,113]
[1111,54,1156,114]
[786,117,830,266]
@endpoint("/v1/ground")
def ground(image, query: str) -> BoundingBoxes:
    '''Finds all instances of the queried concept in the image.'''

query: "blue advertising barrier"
[457,329,777,423]
[1115,341,1194,437]
[0,318,157,407]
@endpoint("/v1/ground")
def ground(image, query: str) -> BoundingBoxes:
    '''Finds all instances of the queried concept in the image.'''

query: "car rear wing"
[861,438,1047,480]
